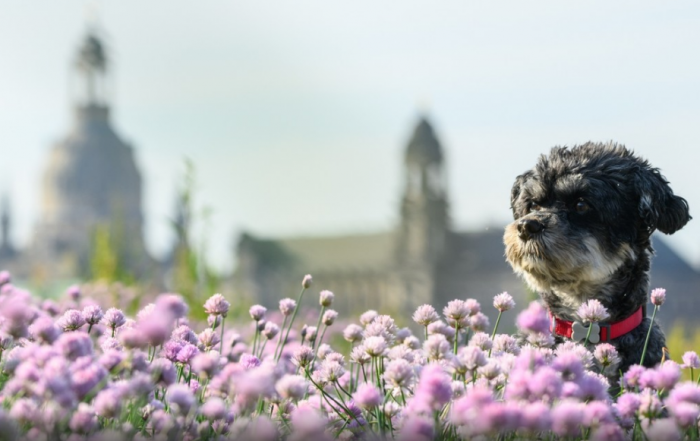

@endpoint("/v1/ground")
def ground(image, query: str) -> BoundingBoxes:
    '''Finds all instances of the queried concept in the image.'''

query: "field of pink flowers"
[0,270,699,441]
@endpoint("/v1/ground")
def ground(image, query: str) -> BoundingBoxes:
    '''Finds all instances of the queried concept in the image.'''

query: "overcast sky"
[1,1,699,272]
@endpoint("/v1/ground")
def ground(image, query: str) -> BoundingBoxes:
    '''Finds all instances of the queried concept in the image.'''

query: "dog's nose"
[518,219,543,241]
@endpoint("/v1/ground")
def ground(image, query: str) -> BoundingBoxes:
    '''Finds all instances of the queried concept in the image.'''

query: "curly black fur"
[504,142,690,376]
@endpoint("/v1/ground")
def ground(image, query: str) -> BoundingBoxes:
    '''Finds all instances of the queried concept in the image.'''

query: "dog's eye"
[575,200,590,214]
[528,202,542,213]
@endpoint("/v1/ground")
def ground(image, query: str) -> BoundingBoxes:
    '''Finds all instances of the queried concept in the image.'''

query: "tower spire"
[396,116,450,265]
[73,30,109,107]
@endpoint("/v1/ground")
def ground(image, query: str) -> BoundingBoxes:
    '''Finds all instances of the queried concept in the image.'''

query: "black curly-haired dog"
[504,142,690,375]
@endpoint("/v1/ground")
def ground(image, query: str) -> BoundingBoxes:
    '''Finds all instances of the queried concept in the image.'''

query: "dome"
[405,118,443,165]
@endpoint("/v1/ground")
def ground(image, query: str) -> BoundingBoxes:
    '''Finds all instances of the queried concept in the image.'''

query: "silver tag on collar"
[572,321,600,344]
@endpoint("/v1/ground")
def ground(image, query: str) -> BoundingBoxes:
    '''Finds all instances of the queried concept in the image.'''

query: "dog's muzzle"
[517,218,544,241]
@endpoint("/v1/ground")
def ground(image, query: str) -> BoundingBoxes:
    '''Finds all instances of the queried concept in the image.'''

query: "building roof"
[275,231,397,273]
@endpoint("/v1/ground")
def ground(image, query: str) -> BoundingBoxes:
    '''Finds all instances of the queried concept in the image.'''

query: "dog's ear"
[634,165,691,235]
[510,171,532,215]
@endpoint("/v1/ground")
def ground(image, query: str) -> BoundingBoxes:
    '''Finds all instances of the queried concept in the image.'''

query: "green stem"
[218,316,225,355]
[312,306,326,351]
[584,324,593,347]
[453,324,460,355]
[276,286,307,363]
[639,305,658,366]
[273,315,289,360]
[490,310,503,340]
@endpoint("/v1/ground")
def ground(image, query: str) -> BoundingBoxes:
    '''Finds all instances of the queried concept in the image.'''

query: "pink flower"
[650,288,667,307]
[551,400,585,437]
[102,308,126,330]
[166,384,195,415]
[319,290,334,307]
[577,299,610,323]
[249,305,267,321]
[682,351,700,369]
[301,274,313,289]
[276,374,308,400]
[57,309,86,331]
[353,383,381,408]
[413,304,439,326]
[321,309,338,326]
[156,294,189,319]
[204,294,230,317]
[279,298,296,316]
[516,301,550,334]
[414,364,452,410]
[443,300,470,327]
[343,324,363,343]
[493,292,515,312]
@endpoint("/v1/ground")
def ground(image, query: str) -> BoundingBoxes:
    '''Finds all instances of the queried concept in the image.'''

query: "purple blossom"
[28,316,61,343]
[353,383,381,408]
[414,364,452,410]
[200,397,227,420]
[443,300,470,327]
[56,332,93,360]
[427,321,456,341]
[622,364,646,390]
[551,400,585,437]
[118,327,149,349]
[413,304,440,326]
[166,383,195,415]
[593,343,621,372]
[615,392,641,419]
[642,418,681,441]
[469,312,490,332]
[82,305,104,325]
[682,351,700,369]
[249,304,267,321]
[516,301,551,334]
[171,324,198,345]
[275,374,309,400]
[342,324,363,343]
[650,288,667,306]
[240,353,261,369]
[69,403,98,434]
[493,292,516,312]
[262,321,280,340]
[383,359,415,389]
[319,290,334,307]
[468,332,493,351]
[204,293,230,317]
[198,328,220,349]
[156,293,189,319]
[163,340,184,362]
[66,285,81,300]
[176,342,200,364]
[191,352,221,378]
[359,310,378,326]
[577,299,610,323]
[149,358,176,386]
[93,388,124,418]
[102,308,126,330]
[279,298,296,316]
[321,309,338,326]
[57,309,86,331]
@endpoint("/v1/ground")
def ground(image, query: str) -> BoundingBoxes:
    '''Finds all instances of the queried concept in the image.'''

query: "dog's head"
[504,142,690,302]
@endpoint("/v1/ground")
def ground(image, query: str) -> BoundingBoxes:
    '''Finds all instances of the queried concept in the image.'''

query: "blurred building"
[0,31,154,281]
[233,118,531,322]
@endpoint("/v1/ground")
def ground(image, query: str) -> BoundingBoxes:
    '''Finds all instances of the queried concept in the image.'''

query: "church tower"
[31,30,151,278]
[396,117,450,266]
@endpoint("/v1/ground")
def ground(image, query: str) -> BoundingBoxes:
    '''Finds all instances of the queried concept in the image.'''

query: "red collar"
[549,306,645,343]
